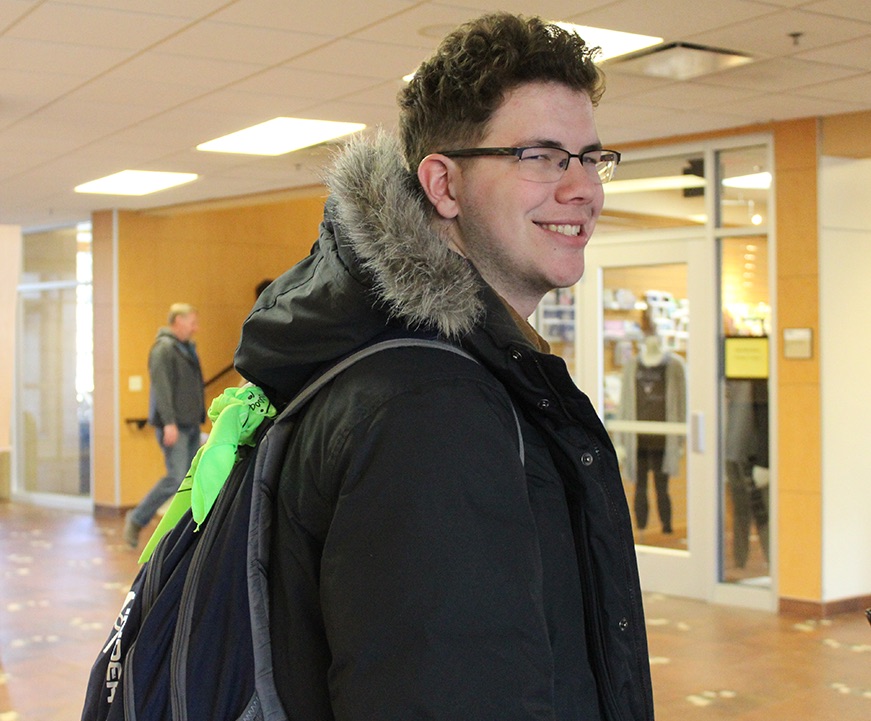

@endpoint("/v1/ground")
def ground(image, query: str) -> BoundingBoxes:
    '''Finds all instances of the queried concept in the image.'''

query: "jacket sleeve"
[319,376,557,721]
[148,341,176,427]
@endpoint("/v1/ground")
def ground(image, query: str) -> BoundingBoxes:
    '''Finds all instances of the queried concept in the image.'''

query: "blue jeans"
[129,424,201,527]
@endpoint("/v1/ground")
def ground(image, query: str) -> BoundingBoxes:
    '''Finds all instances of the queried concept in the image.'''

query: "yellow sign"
[724,336,769,379]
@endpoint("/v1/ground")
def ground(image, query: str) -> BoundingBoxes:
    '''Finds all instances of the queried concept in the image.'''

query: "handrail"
[204,362,236,389]
[125,362,237,430]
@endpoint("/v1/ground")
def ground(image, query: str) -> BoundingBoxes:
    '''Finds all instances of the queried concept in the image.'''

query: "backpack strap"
[277,337,524,464]
[248,336,524,721]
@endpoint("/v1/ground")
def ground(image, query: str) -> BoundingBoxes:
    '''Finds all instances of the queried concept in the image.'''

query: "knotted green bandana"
[139,385,277,563]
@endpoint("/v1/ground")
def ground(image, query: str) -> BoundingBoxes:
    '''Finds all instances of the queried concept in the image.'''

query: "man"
[124,303,205,548]
[235,12,653,720]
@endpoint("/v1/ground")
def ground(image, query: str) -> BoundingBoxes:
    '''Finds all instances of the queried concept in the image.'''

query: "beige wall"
[0,225,22,499]
[92,189,326,509]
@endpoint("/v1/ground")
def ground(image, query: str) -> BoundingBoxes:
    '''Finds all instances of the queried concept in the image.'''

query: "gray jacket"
[147,328,205,428]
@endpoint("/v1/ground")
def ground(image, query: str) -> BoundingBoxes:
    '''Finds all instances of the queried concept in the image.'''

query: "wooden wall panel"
[773,118,822,603]
[94,190,327,509]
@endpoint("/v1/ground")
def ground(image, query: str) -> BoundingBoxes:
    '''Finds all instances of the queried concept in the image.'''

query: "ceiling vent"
[607,42,754,81]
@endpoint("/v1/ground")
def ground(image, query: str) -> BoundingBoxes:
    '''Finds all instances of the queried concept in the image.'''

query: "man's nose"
[558,158,601,199]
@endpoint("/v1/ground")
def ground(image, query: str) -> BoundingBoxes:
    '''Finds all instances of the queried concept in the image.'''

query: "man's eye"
[581,153,600,165]
[523,150,556,163]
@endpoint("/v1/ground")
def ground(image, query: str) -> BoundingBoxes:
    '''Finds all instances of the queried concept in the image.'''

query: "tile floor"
[1,501,869,721]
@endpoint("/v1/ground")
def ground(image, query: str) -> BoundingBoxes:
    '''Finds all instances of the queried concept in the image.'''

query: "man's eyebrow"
[520,139,604,153]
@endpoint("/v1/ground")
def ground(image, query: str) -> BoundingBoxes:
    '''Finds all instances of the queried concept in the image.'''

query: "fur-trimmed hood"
[235,132,491,402]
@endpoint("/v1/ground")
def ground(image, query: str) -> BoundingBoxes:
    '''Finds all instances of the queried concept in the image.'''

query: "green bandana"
[139,385,277,563]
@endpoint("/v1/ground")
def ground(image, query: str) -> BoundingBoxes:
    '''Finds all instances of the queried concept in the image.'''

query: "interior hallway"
[1,501,869,721]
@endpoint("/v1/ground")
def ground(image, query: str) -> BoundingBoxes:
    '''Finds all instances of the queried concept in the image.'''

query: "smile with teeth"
[538,223,582,236]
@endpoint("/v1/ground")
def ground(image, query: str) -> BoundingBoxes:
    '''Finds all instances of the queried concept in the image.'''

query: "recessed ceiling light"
[74,170,198,196]
[402,23,662,82]
[611,42,753,81]
[197,117,365,156]
[553,23,662,62]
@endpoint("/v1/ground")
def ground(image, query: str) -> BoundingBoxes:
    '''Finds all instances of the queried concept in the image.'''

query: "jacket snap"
[510,349,524,362]
[581,452,594,466]
[537,398,551,410]
[618,618,630,632]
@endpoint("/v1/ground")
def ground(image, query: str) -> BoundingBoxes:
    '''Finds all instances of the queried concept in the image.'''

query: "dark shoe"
[123,511,142,548]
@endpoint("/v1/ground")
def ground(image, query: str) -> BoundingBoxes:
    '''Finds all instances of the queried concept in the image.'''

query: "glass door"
[577,233,718,600]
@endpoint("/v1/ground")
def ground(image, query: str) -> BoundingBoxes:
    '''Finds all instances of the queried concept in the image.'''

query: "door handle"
[691,411,705,453]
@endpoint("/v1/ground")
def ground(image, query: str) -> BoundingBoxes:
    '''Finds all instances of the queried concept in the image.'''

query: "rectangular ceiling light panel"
[197,117,366,156]
[75,170,198,196]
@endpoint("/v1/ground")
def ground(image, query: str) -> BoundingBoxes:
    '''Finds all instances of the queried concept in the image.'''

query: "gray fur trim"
[325,132,483,339]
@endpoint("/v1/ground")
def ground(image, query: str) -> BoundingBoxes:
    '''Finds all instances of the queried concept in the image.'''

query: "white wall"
[818,156,871,602]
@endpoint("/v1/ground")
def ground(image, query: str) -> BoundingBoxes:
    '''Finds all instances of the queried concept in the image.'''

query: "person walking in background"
[235,13,653,720]
[124,302,205,548]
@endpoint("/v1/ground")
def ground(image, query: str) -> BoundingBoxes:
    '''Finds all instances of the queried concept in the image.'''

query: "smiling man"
[235,12,653,721]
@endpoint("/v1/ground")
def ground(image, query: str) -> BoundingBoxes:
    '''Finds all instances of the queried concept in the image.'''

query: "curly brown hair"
[398,13,604,173]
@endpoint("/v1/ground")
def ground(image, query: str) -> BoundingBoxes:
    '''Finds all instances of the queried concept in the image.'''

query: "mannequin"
[618,335,686,535]
[639,334,665,367]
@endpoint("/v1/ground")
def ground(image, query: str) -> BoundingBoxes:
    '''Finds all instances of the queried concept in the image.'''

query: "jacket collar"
[326,131,484,339]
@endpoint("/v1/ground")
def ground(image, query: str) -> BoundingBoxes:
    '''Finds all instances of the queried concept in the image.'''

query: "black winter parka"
[235,133,654,721]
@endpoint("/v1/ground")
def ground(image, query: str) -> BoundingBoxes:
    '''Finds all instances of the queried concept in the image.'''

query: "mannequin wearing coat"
[619,336,686,534]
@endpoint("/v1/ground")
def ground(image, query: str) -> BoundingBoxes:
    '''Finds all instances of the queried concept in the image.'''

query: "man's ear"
[417,154,460,220]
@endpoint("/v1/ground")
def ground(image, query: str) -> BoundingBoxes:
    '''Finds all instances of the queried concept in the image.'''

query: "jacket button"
[580,452,594,466]
[537,398,551,410]
[510,349,523,362]
[618,617,629,632]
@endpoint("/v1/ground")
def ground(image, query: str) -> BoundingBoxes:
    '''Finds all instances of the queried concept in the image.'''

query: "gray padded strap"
[283,338,524,464]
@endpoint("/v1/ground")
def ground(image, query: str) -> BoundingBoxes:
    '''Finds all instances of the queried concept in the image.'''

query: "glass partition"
[717,145,772,587]
[17,224,93,499]
[720,234,771,585]
[599,151,708,233]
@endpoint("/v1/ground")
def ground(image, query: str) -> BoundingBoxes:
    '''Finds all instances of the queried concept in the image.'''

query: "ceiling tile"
[0,36,129,76]
[804,0,871,23]
[564,0,775,41]
[48,0,233,18]
[796,35,871,70]
[6,2,189,50]
[685,7,871,58]
[795,72,871,103]
[285,38,430,80]
[613,80,762,111]
[212,0,417,36]
[0,0,36,28]
[102,51,264,86]
[225,66,384,102]
[709,90,864,123]
[699,57,860,92]
[152,20,330,65]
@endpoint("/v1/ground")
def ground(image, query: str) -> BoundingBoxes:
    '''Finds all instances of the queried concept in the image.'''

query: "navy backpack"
[81,337,500,721]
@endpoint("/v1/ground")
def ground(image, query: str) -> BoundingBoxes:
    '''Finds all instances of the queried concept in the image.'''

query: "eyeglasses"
[437,146,622,184]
